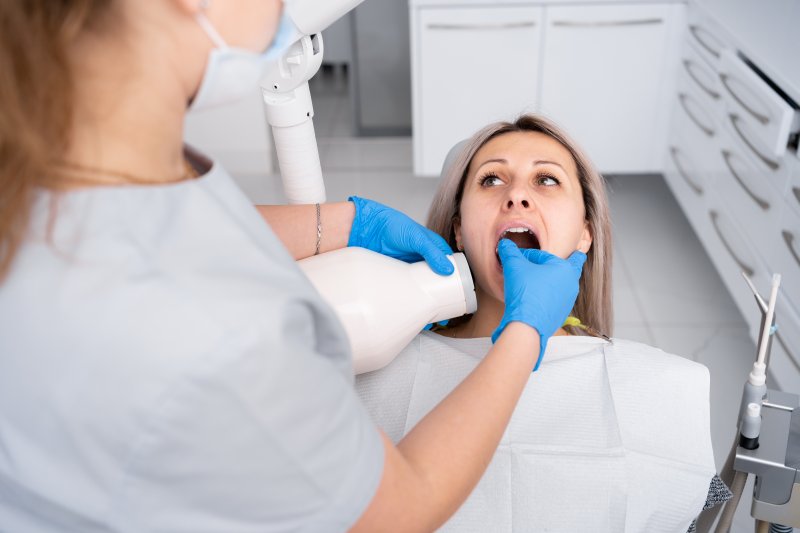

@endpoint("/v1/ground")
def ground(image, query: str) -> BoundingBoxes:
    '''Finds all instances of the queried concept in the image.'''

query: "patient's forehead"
[469,131,578,178]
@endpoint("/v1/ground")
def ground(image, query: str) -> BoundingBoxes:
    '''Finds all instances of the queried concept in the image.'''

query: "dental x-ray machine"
[260,0,477,374]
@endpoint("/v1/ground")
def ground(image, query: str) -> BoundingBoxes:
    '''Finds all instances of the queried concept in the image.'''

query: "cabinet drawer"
[679,39,722,111]
[674,83,719,141]
[719,111,792,195]
[718,50,800,158]
[766,206,800,310]
[788,151,800,219]
[701,199,774,332]
[685,6,731,70]
[715,126,783,258]
[768,296,800,393]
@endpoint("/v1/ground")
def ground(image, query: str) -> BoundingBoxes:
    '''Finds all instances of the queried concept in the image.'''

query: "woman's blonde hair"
[426,114,613,337]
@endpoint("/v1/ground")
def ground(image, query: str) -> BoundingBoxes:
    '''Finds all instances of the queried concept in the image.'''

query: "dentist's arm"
[351,242,587,532]
[353,322,539,532]
[256,202,355,259]
[256,197,454,275]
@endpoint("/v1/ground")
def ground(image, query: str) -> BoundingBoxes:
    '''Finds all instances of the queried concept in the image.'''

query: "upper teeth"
[504,227,532,235]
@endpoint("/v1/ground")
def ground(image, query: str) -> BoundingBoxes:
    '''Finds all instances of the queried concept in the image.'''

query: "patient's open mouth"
[495,227,540,265]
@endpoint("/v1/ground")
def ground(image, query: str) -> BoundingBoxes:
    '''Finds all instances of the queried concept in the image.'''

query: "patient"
[355,115,728,532]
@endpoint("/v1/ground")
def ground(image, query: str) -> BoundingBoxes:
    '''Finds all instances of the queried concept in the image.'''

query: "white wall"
[184,88,274,176]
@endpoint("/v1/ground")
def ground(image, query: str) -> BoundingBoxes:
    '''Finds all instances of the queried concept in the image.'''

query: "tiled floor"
[234,69,771,532]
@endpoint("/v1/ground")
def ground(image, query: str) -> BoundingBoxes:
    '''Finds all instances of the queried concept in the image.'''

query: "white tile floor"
[233,69,780,532]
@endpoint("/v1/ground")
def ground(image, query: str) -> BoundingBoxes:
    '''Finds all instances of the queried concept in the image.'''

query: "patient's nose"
[505,186,532,210]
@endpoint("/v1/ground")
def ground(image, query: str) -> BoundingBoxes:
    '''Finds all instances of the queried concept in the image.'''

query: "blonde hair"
[426,114,613,337]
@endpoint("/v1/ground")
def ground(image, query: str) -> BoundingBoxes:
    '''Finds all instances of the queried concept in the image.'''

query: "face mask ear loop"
[195,8,228,49]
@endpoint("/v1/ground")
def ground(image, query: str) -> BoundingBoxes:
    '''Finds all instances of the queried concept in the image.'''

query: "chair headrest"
[439,139,469,180]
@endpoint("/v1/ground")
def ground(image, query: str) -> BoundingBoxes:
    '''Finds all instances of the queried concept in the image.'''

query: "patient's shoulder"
[607,336,710,382]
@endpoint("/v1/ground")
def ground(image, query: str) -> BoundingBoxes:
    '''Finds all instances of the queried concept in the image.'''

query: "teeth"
[505,227,530,233]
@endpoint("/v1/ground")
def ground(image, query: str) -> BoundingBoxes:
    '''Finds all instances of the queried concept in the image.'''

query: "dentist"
[0,1,586,531]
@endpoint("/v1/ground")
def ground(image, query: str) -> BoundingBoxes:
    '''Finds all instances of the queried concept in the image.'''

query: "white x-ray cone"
[298,247,476,374]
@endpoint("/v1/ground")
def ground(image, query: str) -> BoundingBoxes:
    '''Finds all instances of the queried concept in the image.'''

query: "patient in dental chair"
[355,114,730,533]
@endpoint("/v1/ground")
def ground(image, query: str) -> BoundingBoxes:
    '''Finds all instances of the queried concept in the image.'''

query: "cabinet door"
[540,4,679,173]
[413,6,543,176]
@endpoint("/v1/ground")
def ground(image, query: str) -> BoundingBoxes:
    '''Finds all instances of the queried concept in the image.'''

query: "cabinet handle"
[729,114,779,171]
[783,230,800,269]
[775,331,800,374]
[720,73,771,125]
[427,21,536,31]
[688,25,721,59]
[679,93,714,137]
[669,146,703,195]
[709,210,754,277]
[721,150,770,211]
[682,59,720,100]
[552,18,663,28]
[793,187,800,207]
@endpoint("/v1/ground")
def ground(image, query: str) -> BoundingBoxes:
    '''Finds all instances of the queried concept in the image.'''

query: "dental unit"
[698,273,799,532]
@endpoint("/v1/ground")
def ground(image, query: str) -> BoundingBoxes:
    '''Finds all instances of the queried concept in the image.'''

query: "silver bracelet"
[314,203,322,256]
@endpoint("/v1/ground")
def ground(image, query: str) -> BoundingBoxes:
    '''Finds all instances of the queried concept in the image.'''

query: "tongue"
[505,232,539,250]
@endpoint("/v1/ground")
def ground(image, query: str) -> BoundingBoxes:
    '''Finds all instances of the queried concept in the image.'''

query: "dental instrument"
[697,273,800,532]
[261,1,478,374]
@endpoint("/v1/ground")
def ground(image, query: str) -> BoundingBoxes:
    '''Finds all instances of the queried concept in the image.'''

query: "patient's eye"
[537,174,560,186]
[479,173,503,187]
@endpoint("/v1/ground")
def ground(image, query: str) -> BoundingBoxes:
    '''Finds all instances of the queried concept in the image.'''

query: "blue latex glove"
[491,239,587,371]
[348,196,454,276]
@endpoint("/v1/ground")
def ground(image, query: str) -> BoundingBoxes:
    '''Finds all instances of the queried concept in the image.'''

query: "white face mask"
[189,10,300,112]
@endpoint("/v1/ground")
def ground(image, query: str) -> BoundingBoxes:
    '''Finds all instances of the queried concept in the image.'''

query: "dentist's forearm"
[256,202,355,260]
[351,322,540,532]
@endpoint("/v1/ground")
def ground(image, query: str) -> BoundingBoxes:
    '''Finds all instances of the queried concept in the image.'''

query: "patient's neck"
[436,286,568,339]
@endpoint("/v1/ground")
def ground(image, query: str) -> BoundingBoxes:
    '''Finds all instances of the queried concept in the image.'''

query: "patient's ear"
[453,217,463,252]
[577,221,593,254]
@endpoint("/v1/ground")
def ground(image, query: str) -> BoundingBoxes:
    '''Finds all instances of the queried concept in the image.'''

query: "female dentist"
[0,1,586,531]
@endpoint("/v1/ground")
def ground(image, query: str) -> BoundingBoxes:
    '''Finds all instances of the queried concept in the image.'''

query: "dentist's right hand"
[491,239,587,370]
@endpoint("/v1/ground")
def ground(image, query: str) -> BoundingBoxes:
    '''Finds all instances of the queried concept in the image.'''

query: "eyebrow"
[474,158,566,172]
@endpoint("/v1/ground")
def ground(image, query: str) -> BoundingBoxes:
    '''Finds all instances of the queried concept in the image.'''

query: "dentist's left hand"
[347,196,455,275]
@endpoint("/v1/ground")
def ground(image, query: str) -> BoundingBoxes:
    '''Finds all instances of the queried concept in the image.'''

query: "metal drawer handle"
[783,230,800,269]
[721,150,770,211]
[679,93,714,137]
[720,73,771,125]
[683,59,720,100]
[669,146,703,195]
[427,21,536,31]
[688,25,721,59]
[709,210,754,277]
[775,332,800,374]
[729,114,779,171]
[553,18,663,28]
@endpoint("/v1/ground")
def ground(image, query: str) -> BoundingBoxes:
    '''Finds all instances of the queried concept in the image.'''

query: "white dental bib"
[355,332,716,533]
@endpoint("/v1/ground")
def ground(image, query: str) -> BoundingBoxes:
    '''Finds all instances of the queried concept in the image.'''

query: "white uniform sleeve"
[112,300,384,533]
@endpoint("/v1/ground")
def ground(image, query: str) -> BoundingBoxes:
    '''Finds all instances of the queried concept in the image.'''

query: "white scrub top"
[0,151,384,532]
[356,332,717,533]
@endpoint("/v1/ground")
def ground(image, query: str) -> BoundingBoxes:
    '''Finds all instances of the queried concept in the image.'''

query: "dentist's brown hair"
[426,114,613,337]
[0,0,113,281]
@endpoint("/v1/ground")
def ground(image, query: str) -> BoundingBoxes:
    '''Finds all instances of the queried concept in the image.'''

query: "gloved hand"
[492,239,587,371]
[348,196,454,275]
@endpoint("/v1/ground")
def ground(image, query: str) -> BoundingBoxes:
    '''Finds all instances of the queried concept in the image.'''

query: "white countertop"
[695,0,800,105]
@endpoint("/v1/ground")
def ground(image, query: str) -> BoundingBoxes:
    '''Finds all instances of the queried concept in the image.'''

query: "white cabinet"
[411,2,684,176]
[539,4,682,173]
[412,6,543,176]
